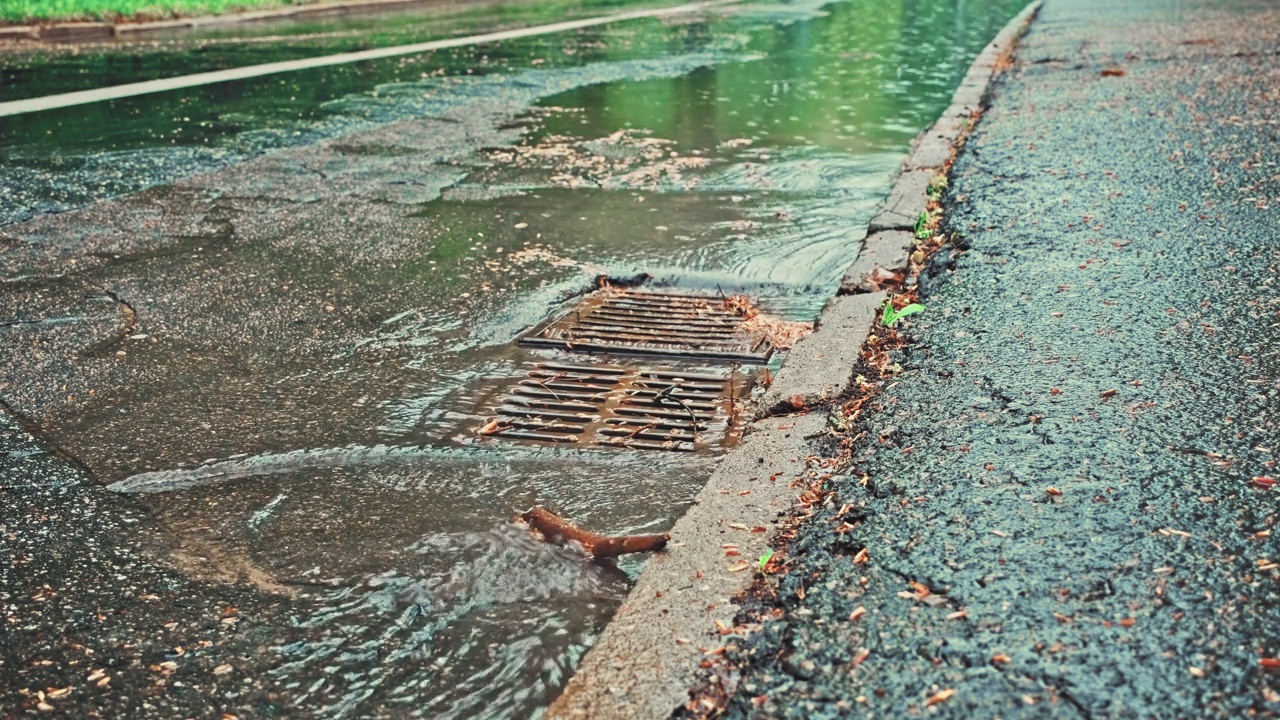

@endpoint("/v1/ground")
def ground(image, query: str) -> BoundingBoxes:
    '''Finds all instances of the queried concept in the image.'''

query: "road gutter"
[545,2,1042,718]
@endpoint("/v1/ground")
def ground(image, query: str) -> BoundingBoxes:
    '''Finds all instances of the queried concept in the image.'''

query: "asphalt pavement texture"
[695,0,1280,717]
[0,412,290,718]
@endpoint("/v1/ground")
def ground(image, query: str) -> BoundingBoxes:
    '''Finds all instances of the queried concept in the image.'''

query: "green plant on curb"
[914,211,931,240]
[882,301,925,327]
[758,548,774,572]
[926,174,948,198]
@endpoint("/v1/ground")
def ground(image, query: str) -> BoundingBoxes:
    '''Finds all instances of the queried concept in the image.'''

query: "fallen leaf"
[925,689,955,706]
[1046,487,1062,496]
[1100,68,1126,77]
[727,561,751,572]
[478,418,506,436]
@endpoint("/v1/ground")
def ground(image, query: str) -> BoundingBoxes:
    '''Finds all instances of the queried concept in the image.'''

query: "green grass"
[881,302,925,327]
[2,0,303,23]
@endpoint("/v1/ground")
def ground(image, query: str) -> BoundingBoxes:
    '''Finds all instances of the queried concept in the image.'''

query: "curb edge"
[839,0,1041,297]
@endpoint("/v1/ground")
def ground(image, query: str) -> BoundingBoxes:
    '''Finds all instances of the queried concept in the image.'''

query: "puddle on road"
[0,0,1030,716]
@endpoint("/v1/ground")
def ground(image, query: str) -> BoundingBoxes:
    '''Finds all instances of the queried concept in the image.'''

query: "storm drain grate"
[518,290,773,364]
[480,362,750,452]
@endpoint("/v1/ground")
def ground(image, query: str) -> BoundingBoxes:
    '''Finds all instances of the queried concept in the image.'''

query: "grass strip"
[2,0,301,24]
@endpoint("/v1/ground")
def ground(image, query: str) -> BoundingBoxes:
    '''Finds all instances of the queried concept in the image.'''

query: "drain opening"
[480,363,751,452]
[518,290,773,364]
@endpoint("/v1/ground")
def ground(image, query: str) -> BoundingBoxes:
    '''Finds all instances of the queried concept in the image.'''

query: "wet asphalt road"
[0,413,290,719]
[701,0,1280,717]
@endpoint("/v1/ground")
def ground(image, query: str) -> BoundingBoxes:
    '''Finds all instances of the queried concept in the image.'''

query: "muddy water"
[0,0,1027,716]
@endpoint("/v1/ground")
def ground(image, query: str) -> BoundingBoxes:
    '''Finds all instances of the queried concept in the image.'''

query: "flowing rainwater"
[0,0,1028,715]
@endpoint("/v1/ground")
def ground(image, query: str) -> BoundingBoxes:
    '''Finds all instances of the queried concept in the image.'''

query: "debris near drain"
[720,294,813,350]
[521,289,778,363]
[593,272,654,290]
[520,506,669,558]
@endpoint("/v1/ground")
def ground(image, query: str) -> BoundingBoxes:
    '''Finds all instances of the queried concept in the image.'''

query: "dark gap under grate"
[479,362,751,452]
[518,290,773,364]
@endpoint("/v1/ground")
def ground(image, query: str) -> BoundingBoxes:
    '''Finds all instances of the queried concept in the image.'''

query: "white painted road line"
[0,0,739,118]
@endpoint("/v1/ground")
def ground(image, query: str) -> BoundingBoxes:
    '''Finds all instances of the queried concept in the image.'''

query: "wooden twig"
[531,371,567,401]
[653,385,699,443]
[728,362,739,417]
[520,507,669,558]
[623,421,660,440]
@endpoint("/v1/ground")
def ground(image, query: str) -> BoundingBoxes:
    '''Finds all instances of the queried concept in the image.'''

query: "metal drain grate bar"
[519,290,773,363]
[480,362,751,452]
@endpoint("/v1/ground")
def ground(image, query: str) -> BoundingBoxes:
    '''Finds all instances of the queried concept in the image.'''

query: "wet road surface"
[700,0,1280,717]
[2,0,1029,716]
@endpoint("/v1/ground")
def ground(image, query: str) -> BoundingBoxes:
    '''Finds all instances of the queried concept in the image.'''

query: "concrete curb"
[2,0,499,43]
[840,0,1042,295]
[752,292,886,420]
[0,25,39,41]
[547,412,830,719]
[545,3,1043,718]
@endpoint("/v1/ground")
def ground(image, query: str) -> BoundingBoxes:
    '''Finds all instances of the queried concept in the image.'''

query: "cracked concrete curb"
[0,0,484,44]
[547,412,829,720]
[839,230,915,294]
[840,0,1042,296]
[752,293,886,420]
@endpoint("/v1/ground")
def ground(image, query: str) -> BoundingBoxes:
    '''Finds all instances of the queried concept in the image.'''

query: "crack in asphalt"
[77,287,140,358]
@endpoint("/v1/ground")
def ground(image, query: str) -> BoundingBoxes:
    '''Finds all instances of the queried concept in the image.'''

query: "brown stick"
[520,507,669,558]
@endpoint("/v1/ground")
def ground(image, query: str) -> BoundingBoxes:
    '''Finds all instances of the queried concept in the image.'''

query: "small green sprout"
[914,212,932,240]
[882,302,926,327]
[758,548,774,572]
